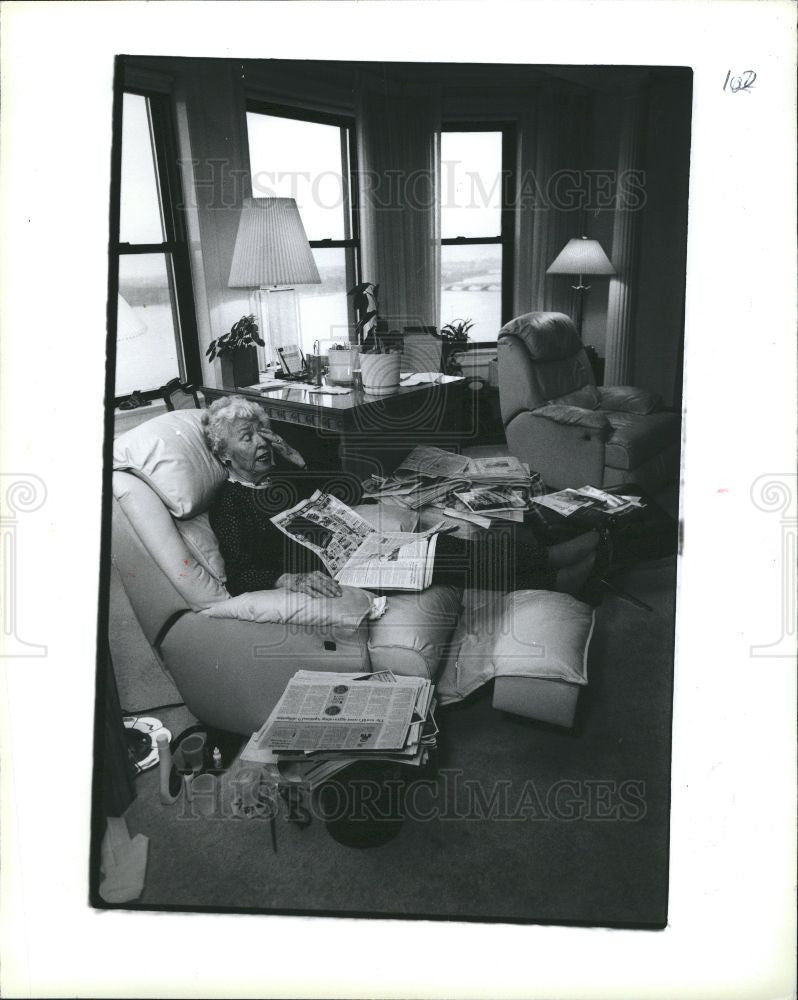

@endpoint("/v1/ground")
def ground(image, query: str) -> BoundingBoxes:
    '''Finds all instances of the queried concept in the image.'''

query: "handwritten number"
[724,70,756,94]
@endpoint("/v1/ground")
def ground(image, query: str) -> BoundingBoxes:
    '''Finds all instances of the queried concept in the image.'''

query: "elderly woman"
[204,395,602,600]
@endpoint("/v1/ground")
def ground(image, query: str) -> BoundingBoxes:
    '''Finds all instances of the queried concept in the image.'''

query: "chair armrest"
[596,386,662,414]
[533,403,610,435]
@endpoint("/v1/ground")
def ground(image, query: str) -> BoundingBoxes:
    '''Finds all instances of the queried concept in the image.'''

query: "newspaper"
[255,672,428,752]
[270,490,440,590]
[396,445,470,479]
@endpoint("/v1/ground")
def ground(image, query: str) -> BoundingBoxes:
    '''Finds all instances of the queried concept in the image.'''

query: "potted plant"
[437,318,473,375]
[206,314,265,389]
[359,321,405,395]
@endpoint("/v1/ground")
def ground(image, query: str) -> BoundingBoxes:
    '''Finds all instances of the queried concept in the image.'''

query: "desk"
[201,378,467,480]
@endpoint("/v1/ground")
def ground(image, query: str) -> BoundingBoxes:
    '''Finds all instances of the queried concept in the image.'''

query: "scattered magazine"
[454,485,533,514]
[532,487,647,518]
[362,446,545,518]
[270,490,444,591]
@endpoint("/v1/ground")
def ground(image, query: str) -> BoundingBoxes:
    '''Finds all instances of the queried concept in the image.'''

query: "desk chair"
[161,378,201,411]
[401,326,443,373]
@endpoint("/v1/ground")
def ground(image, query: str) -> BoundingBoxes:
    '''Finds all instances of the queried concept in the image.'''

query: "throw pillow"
[199,585,374,632]
[598,386,663,415]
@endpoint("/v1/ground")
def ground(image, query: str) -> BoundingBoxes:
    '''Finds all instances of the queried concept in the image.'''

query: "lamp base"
[254,286,301,366]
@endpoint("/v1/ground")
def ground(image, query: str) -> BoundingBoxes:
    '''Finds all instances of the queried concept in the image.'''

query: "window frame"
[440,121,516,347]
[245,100,362,333]
[111,87,201,404]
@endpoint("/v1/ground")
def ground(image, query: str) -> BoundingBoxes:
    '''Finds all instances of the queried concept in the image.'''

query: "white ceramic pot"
[360,352,402,395]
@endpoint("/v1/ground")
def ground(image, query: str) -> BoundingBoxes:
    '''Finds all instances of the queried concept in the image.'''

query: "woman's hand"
[276,571,342,598]
[263,429,306,468]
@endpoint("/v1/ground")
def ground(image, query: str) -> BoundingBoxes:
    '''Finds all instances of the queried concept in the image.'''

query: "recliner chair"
[111,409,598,733]
[498,312,680,491]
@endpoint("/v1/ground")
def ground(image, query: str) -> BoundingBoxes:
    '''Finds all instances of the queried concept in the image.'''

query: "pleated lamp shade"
[546,237,616,276]
[228,198,321,287]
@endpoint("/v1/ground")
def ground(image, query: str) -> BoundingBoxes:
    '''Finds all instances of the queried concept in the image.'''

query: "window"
[440,126,515,343]
[112,90,199,401]
[245,102,360,355]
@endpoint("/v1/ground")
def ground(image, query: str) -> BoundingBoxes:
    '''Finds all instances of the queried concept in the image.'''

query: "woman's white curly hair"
[202,395,270,459]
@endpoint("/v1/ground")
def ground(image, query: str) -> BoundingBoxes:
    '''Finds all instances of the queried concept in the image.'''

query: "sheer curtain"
[514,84,591,318]
[356,75,441,331]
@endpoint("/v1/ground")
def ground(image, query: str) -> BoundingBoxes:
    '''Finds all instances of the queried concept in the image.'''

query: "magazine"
[454,485,533,514]
[270,490,442,591]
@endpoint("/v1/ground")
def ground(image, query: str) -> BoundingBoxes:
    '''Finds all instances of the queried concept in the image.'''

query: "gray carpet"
[109,556,676,926]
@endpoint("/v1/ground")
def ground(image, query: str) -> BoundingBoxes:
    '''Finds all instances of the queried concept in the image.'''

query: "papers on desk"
[399,372,461,386]
[241,378,286,392]
[305,384,351,395]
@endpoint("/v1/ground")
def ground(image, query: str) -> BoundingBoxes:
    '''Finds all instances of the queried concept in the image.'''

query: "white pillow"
[199,585,373,632]
[113,410,226,519]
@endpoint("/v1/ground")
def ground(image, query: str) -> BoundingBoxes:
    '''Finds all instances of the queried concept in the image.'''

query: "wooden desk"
[200,378,467,480]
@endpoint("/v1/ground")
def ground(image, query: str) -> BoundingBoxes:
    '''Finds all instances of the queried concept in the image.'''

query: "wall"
[631,74,692,408]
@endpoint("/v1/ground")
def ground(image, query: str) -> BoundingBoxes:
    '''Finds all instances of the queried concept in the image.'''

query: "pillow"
[436,589,596,704]
[550,385,600,410]
[533,403,610,431]
[597,386,662,415]
[199,585,374,632]
[176,513,226,584]
[113,410,227,519]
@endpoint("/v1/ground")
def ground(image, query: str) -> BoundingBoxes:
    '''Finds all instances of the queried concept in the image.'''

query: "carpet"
[109,556,676,927]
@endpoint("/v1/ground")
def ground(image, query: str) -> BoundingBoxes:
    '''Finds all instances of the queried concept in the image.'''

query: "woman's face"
[221,418,274,482]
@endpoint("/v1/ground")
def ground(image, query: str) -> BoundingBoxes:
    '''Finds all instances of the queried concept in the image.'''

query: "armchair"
[111,410,597,734]
[497,312,680,491]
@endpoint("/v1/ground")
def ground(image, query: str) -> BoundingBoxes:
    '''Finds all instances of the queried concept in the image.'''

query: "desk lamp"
[546,236,615,337]
[228,197,321,366]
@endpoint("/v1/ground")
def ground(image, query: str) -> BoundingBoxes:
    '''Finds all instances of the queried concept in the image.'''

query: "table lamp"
[546,236,616,337]
[228,197,321,365]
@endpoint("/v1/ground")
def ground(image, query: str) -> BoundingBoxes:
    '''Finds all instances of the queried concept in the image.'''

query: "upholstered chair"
[498,312,680,491]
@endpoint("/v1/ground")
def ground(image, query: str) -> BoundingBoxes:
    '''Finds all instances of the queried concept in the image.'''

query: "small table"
[201,378,467,480]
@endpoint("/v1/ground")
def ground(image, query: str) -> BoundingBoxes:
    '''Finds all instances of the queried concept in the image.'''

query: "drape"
[356,76,441,331]
[514,84,592,319]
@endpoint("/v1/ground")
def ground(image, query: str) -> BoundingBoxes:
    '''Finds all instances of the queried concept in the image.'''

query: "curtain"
[356,75,441,330]
[514,84,592,319]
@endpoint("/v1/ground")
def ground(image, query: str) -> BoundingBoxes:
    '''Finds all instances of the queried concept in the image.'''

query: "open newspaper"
[270,490,442,591]
[245,670,433,754]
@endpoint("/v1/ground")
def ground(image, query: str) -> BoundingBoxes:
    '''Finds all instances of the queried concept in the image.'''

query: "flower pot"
[360,352,402,395]
[220,347,259,389]
[326,346,360,386]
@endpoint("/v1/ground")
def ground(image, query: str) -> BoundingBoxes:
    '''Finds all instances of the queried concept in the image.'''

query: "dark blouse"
[209,469,329,597]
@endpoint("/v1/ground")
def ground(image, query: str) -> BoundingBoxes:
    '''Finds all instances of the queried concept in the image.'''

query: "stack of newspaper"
[240,670,438,790]
[362,446,545,527]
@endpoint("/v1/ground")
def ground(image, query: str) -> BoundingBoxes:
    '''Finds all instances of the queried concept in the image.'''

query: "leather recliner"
[498,312,681,491]
[111,410,597,733]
